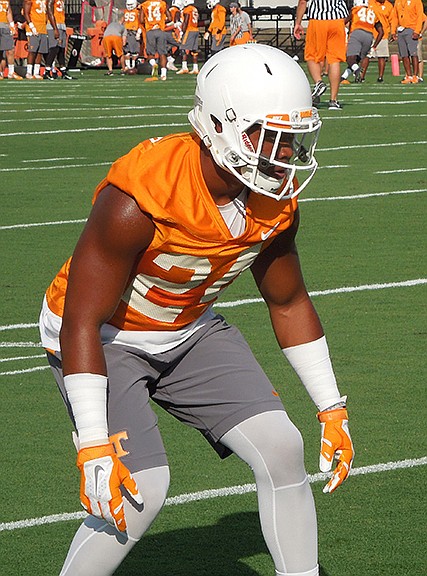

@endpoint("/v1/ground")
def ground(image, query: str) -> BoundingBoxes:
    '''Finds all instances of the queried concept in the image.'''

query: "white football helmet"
[183,0,194,5]
[353,0,368,6]
[126,0,138,9]
[172,0,184,8]
[207,0,220,9]
[188,44,321,201]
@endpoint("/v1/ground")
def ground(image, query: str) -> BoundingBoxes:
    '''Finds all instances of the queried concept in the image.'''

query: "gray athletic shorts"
[145,28,167,56]
[0,27,14,51]
[124,30,140,55]
[165,30,180,49]
[47,27,67,49]
[398,28,418,58]
[181,30,198,52]
[47,314,285,473]
[346,28,373,60]
[27,33,48,54]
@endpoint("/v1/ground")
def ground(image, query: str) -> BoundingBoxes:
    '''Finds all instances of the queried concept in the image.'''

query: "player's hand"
[77,443,143,531]
[203,31,210,40]
[317,406,354,493]
[293,23,304,40]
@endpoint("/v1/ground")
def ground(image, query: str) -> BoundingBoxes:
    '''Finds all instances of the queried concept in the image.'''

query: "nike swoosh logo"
[94,465,105,498]
[261,222,280,241]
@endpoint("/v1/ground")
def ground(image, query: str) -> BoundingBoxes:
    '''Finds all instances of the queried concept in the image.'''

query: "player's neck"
[200,143,246,206]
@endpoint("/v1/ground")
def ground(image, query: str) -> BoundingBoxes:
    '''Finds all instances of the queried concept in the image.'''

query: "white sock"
[34,63,40,76]
[160,67,167,78]
[27,64,32,75]
[9,64,15,74]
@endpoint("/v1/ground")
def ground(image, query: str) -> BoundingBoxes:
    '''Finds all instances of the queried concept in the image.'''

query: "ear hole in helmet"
[210,115,223,134]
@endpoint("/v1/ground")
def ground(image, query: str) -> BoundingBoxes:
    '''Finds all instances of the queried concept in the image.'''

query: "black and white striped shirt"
[307,0,349,20]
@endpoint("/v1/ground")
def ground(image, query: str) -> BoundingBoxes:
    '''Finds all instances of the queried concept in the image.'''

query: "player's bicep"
[63,184,155,327]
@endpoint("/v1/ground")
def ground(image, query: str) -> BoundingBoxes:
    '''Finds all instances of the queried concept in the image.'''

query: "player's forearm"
[60,323,107,376]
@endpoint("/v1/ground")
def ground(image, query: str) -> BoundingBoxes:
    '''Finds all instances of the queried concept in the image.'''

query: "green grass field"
[0,63,426,575]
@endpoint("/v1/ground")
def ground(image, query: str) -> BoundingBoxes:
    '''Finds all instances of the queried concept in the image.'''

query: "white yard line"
[1,456,425,533]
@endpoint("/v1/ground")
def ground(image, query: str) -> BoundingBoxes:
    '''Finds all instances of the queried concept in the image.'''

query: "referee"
[294,0,348,110]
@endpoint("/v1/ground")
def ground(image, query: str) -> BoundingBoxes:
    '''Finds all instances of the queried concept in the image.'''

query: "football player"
[164,0,183,71]
[204,0,227,57]
[0,0,23,79]
[140,0,170,81]
[40,45,354,576]
[391,0,424,83]
[45,0,74,80]
[359,0,394,83]
[340,0,384,84]
[121,0,141,72]
[23,0,51,79]
[176,0,199,74]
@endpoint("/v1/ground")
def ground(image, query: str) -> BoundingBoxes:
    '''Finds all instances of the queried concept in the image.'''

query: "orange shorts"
[102,35,124,58]
[304,18,346,64]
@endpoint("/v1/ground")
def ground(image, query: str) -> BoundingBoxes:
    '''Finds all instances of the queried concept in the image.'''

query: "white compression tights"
[221,410,319,576]
[60,410,317,576]
[59,466,170,576]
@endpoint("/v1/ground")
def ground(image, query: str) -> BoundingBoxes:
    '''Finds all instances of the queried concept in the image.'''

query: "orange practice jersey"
[53,0,65,26]
[164,4,180,32]
[350,3,381,34]
[46,133,298,332]
[0,0,11,24]
[141,0,167,32]
[208,4,226,35]
[26,0,48,34]
[182,4,199,32]
[123,8,140,31]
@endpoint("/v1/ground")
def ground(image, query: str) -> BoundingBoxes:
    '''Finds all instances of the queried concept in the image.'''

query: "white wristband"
[64,373,109,445]
[282,336,342,411]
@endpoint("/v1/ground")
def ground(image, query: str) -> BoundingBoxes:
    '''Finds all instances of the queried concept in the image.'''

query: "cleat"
[411,76,418,83]
[176,68,189,74]
[105,71,114,76]
[312,95,320,106]
[43,71,55,80]
[189,69,199,75]
[25,73,33,79]
[400,76,412,84]
[33,74,44,80]
[328,100,342,110]
[167,62,178,71]
[377,77,384,83]
[311,80,327,99]
[160,75,167,81]
[9,72,23,80]
[340,79,351,85]
[61,72,74,80]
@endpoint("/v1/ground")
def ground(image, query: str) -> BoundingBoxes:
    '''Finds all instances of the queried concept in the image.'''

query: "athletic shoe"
[0,74,4,80]
[176,68,189,74]
[354,68,363,83]
[311,80,327,99]
[411,75,419,84]
[105,71,114,76]
[400,76,413,84]
[144,76,159,82]
[61,73,74,80]
[43,71,55,80]
[166,62,178,71]
[160,75,167,81]
[340,79,351,85]
[189,69,199,75]
[328,100,342,110]
[312,95,320,106]
[417,76,424,82]
[377,77,384,83]
[33,74,44,80]
[9,72,23,80]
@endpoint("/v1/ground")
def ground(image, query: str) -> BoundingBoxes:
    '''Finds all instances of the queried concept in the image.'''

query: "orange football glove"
[76,443,143,532]
[317,407,354,494]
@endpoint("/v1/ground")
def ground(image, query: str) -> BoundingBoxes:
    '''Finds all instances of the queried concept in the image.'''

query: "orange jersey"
[141,0,168,32]
[0,0,11,24]
[123,8,140,31]
[46,133,298,332]
[350,3,380,34]
[208,4,226,35]
[25,0,48,34]
[182,4,199,33]
[374,0,393,37]
[52,0,65,26]
[391,0,424,34]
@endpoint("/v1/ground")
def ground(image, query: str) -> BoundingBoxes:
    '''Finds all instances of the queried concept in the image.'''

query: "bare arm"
[60,184,155,376]
[47,0,58,35]
[251,210,324,348]
[294,0,307,39]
